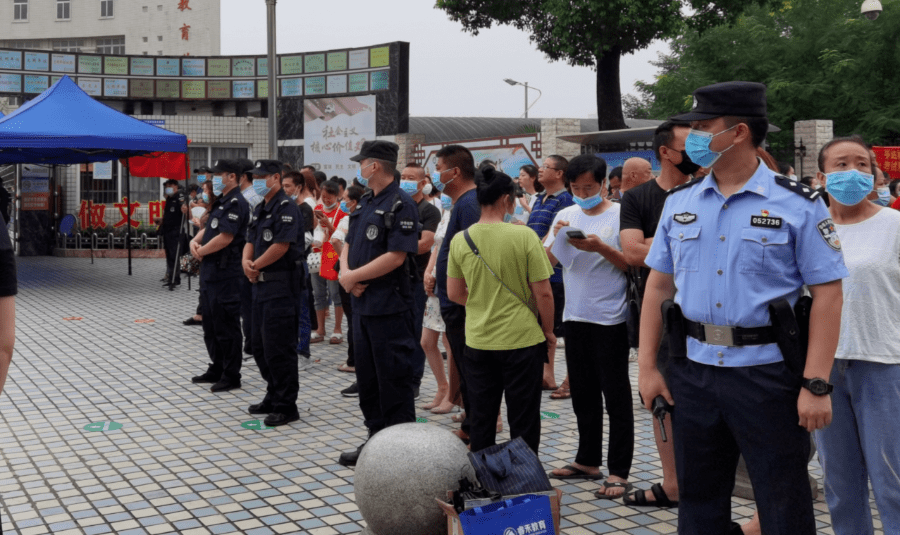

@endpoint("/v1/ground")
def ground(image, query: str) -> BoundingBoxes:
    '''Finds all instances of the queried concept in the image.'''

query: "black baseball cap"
[209,159,245,175]
[250,159,285,176]
[671,81,767,122]
[350,140,399,164]
[193,165,211,174]
[237,158,255,176]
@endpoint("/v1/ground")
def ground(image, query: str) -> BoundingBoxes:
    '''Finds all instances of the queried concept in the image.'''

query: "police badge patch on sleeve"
[399,218,415,232]
[210,218,219,229]
[817,218,841,251]
[366,224,379,240]
[263,229,273,242]
[281,215,293,223]
[228,213,239,221]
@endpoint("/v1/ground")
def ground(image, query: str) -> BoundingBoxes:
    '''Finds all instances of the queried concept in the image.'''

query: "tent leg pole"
[126,162,131,276]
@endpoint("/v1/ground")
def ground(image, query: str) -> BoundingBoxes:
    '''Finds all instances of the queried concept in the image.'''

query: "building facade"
[0,0,220,57]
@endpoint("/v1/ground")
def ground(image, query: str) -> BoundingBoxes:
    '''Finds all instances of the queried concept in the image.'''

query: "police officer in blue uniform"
[190,159,251,392]
[243,160,304,427]
[639,82,848,535]
[337,141,420,466]
[160,179,186,287]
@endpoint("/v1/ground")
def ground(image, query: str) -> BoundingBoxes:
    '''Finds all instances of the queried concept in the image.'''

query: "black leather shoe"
[191,373,217,384]
[264,412,299,426]
[160,275,170,282]
[338,443,364,467]
[341,382,359,397]
[210,380,241,393]
[248,402,272,415]
[183,317,202,326]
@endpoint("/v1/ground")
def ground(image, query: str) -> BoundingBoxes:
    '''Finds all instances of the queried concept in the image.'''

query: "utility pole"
[265,0,278,160]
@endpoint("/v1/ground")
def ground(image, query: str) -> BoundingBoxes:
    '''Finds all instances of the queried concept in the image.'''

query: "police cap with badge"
[250,159,285,176]
[350,140,399,164]
[209,159,246,175]
[671,81,767,122]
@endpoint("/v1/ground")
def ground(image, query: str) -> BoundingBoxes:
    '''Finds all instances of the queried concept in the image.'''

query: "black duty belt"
[684,319,776,347]
[256,270,293,283]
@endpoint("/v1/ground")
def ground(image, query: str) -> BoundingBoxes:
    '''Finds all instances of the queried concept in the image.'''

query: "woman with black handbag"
[446,168,555,453]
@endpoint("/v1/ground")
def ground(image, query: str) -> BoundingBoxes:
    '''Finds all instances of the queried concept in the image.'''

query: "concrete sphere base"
[354,423,476,535]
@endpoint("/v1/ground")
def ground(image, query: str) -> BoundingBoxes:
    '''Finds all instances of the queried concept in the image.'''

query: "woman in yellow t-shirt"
[447,168,555,453]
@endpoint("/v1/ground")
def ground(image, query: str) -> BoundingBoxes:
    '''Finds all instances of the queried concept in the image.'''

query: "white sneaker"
[629,348,639,362]
[556,337,565,348]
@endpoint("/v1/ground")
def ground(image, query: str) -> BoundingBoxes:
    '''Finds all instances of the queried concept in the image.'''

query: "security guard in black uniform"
[337,141,420,466]
[189,159,251,392]
[243,160,304,427]
[160,179,185,286]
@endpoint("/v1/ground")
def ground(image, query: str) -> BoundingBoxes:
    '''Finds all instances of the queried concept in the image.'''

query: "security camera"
[861,0,882,20]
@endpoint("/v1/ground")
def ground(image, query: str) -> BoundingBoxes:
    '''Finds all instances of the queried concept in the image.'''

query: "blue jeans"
[815,359,900,535]
[296,262,311,357]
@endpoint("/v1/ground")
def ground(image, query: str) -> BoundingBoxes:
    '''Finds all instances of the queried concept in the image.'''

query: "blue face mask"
[826,169,874,206]
[875,187,891,206]
[685,125,738,169]
[164,187,174,196]
[441,194,452,210]
[212,176,224,196]
[291,194,299,201]
[400,180,419,195]
[253,178,271,197]
[197,174,207,183]
[356,162,374,187]
[432,169,454,193]
[573,192,603,210]
[201,192,209,204]
[340,200,351,214]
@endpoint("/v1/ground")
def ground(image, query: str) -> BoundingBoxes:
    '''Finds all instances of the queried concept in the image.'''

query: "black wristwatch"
[802,377,833,396]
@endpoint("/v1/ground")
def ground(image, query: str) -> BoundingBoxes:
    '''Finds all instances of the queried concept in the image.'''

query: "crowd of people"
[149,80,900,535]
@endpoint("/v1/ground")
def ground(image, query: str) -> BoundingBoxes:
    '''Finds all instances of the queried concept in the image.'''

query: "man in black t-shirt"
[618,120,697,509]
[400,163,442,397]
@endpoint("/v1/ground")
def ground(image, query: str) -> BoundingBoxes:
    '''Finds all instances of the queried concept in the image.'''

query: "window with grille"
[53,40,83,52]
[100,0,114,18]
[96,37,125,55]
[57,0,70,19]
[14,0,27,21]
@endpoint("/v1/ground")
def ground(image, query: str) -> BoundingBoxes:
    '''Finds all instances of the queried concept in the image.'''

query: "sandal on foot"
[329,332,344,344]
[337,364,355,373]
[594,480,633,500]
[549,464,604,481]
[310,333,325,344]
[451,411,466,423]
[549,379,571,400]
[623,482,679,508]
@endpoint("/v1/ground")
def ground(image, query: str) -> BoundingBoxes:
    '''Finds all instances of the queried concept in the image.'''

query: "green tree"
[636,0,900,159]
[435,0,780,130]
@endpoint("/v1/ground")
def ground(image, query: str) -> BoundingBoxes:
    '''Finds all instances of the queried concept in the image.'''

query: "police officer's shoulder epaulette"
[667,176,703,195]
[280,199,290,205]
[230,198,238,203]
[774,174,822,201]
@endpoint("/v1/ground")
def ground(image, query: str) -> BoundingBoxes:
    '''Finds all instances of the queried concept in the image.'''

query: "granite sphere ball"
[354,423,476,535]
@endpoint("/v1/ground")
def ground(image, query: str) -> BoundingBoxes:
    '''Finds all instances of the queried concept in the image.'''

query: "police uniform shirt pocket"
[739,227,791,274]
[667,226,701,272]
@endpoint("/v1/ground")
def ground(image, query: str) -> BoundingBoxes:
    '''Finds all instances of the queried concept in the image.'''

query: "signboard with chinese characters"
[78,56,102,74]
[281,56,303,75]
[24,52,49,71]
[52,54,76,73]
[21,166,50,211]
[0,74,21,93]
[208,58,230,76]
[93,161,113,180]
[104,78,128,97]
[78,77,102,96]
[232,58,254,77]
[232,80,254,98]
[303,95,376,182]
[181,58,205,77]
[0,51,22,70]
[131,57,154,76]
[281,78,302,97]
[105,57,128,75]
[156,58,180,77]
[873,147,900,179]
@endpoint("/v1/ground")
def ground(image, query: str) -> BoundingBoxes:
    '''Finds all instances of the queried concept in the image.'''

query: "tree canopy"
[634,0,900,159]
[435,0,780,131]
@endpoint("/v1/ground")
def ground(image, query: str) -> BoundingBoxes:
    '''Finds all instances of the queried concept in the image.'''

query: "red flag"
[122,151,190,181]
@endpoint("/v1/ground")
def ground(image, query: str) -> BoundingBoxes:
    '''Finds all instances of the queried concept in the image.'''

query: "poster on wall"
[93,161,113,180]
[77,77,102,96]
[24,52,49,71]
[303,95,376,181]
[0,51,22,70]
[52,54,76,73]
[21,165,50,211]
[0,74,22,93]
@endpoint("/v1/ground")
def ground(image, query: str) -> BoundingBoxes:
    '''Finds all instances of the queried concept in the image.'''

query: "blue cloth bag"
[467,437,553,495]
[458,494,555,535]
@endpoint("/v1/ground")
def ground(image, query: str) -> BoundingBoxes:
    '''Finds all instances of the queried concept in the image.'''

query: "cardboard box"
[437,488,563,535]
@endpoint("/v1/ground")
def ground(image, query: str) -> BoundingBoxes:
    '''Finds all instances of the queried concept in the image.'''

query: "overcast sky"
[220,0,668,119]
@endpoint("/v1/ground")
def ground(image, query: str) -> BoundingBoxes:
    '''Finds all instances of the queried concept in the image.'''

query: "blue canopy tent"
[0,75,188,272]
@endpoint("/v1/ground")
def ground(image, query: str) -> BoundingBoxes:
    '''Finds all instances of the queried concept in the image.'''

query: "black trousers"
[564,321,633,478]
[338,286,354,367]
[466,341,545,453]
[163,230,180,283]
[240,276,252,352]
[354,310,417,431]
[550,281,565,338]
[411,282,428,387]
[251,281,300,415]
[200,277,242,383]
[669,357,814,535]
[441,304,470,434]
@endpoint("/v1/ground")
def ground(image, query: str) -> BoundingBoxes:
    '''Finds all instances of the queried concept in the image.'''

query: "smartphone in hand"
[566,229,587,240]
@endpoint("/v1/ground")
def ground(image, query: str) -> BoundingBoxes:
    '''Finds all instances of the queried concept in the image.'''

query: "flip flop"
[549,380,571,400]
[310,333,325,344]
[594,480,633,500]
[337,364,355,373]
[549,464,604,480]
[330,332,344,344]
[623,482,679,508]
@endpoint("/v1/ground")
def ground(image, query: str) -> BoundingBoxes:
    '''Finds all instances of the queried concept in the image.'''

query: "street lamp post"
[265,0,278,160]
[504,78,542,118]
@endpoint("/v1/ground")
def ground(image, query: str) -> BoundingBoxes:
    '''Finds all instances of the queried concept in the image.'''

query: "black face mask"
[674,150,701,176]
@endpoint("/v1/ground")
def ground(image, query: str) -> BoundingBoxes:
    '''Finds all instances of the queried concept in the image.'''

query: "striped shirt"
[527,189,574,283]
[241,185,263,212]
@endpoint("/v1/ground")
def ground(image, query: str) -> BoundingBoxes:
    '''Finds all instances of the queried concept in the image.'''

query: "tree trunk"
[595,46,628,131]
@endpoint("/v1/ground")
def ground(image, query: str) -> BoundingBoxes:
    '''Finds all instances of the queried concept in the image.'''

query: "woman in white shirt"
[543,155,634,499]
[815,135,900,535]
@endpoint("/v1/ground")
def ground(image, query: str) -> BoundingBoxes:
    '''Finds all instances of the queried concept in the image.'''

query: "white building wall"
[0,0,220,56]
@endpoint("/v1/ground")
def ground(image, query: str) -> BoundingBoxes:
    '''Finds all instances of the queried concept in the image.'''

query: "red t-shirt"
[315,203,346,280]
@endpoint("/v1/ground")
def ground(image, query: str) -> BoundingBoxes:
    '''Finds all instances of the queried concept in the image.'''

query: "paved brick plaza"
[0,257,871,534]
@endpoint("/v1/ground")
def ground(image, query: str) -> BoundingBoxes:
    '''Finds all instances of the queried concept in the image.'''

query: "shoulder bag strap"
[463,229,536,317]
